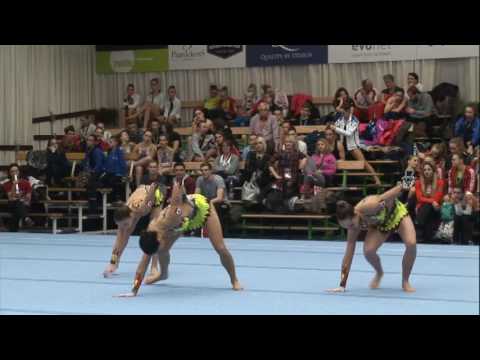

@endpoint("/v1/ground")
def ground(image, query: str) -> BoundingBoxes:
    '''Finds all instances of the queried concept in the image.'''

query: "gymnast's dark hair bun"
[139,231,160,255]
[336,200,354,221]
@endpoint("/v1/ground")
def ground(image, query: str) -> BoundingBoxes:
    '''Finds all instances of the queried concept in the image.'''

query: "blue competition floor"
[0,233,478,315]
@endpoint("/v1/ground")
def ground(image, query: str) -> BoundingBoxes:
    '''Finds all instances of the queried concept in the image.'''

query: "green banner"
[96,49,169,74]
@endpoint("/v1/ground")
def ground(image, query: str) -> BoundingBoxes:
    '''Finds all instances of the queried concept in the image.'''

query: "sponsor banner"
[246,45,328,67]
[169,45,246,70]
[96,46,169,74]
[328,45,479,63]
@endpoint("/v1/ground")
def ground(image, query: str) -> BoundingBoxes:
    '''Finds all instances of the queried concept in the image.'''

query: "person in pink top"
[302,138,337,198]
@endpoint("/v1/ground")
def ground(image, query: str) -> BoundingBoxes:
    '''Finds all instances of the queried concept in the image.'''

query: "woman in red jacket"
[415,161,445,243]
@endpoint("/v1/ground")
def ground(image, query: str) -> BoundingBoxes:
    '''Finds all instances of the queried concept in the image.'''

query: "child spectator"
[435,195,455,244]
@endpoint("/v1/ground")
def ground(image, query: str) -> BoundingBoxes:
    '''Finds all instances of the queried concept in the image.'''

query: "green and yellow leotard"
[179,194,210,232]
[375,199,408,233]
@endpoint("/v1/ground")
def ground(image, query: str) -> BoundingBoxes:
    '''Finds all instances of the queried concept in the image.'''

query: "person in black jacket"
[46,138,70,186]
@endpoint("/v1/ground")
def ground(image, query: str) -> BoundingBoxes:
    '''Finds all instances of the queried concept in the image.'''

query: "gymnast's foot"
[103,264,119,278]
[232,280,244,291]
[369,272,384,289]
[145,269,168,285]
[402,281,416,293]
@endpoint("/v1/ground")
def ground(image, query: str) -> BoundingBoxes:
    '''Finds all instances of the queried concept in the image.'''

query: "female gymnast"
[327,174,417,293]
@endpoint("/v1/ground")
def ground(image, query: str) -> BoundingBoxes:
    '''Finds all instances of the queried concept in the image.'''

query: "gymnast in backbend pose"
[103,183,164,283]
[116,183,243,297]
[327,174,417,293]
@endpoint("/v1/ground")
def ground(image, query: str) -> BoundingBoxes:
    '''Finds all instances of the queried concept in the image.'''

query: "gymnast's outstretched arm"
[327,227,360,292]
[115,254,152,298]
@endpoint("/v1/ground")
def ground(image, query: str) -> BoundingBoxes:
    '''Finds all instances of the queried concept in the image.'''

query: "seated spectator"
[142,78,165,129]
[190,121,216,162]
[214,131,240,159]
[324,125,346,160]
[213,140,241,199]
[293,103,319,126]
[95,126,111,152]
[418,142,447,180]
[82,135,106,213]
[435,195,455,244]
[195,162,229,227]
[333,104,381,185]
[242,134,258,161]
[119,130,135,155]
[141,161,164,186]
[249,102,280,154]
[406,72,424,93]
[242,136,273,203]
[204,85,221,118]
[163,85,182,126]
[45,138,70,186]
[164,122,182,162]
[233,101,250,127]
[192,108,214,135]
[286,127,308,156]
[273,88,289,116]
[448,153,476,195]
[156,134,175,177]
[268,135,307,211]
[251,91,280,115]
[381,74,404,103]
[405,86,434,137]
[102,135,128,203]
[149,119,162,145]
[132,130,157,188]
[96,122,112,142]
[353,79,379,123]
[218,86,237,122]
[415,161,445,243]
[122,83,142,128]
[278,121,293,150]
[126,121,144,144]
[451,187,478,245]
[61,125,81,152]
[171,162,196,196]
[384,88,407,120]
[79,116,97,142]
[2,163,34,231]
[244,83,259,116]
[273,108,286,126]
[304,100,321,120]
[448,137,473,168]
[455,104,480,153]
[302,138,337,198]
[333,87,355,114]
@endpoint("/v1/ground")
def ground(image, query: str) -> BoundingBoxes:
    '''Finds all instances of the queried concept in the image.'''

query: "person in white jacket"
[333,104,381,185]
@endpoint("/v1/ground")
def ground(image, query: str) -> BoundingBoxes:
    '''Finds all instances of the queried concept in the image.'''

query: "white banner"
[329,45,479,63]
[169,45,246,70]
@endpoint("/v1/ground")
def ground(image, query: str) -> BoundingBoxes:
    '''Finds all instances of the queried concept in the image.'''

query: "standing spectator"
[333,88,355,114]
[163,85,182,126]
[405,86,434,137]
[455,104,480,152]
[2,164,34,231]
[447,153,476,195]
[218,86,237,122]
[190,121,216,162]
[82,135,106,213]
[142,78,164,129]
[156,134,175,178]
[406,72,424,93]
[249,102,280,154]
[45,138,70,186]
[102,135,128,204]
[79,117,97,142]
[325,125,346,160]
[268,136,307,211]
[126,121,144,144]
[353,79,379,122]
[415,161,445,243]
[122,83,142,128]
[195,162,229,228]
[333,104,381,185]
[213,140,241,199]
[132,130,157,188]
[452,188,478,245]
[302,138,337,198]
[242,134,258,161]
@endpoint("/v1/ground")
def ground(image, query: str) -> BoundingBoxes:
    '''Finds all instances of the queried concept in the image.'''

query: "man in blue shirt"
[455,104,480,152]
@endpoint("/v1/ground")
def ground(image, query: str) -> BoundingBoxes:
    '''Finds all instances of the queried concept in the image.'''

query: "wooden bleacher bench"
[0,203,64,234]
[240,213,338,240]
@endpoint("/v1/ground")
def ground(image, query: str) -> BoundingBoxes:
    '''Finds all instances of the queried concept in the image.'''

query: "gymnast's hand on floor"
[103,264,119,278]
[326,287,346,293]
[114,292,137,298]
